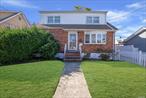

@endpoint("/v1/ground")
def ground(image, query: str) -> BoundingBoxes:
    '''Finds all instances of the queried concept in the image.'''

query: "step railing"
[64,43,82,59]
[64,44,67,56]
[79,43,82,59]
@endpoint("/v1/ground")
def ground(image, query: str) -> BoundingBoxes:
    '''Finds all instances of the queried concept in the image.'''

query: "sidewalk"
[53,62,91,98]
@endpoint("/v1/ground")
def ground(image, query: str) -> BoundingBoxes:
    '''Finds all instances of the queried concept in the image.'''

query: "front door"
[68,32,77,50]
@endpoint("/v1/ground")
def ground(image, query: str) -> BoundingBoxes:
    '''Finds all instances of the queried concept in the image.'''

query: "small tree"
[74,6,92,11]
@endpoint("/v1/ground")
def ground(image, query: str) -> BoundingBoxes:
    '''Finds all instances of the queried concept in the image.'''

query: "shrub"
[0,27,59,64]
[99,53,110,61]
[38,36,59,59]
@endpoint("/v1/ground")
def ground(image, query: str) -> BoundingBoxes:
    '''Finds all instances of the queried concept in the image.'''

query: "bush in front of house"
[99,53,110,61]
[38,37,60,59]
[0,27,59,64]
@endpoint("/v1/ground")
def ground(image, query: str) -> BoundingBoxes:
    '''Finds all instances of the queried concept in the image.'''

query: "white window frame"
[48,16,60,24]
[84,32,107,44]
[68,32,78,50]
[86,16,100,24]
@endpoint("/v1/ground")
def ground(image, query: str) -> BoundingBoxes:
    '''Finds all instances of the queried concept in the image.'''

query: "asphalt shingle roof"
[43,23,118,30]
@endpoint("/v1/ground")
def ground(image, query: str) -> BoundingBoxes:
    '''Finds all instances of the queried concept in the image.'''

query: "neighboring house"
[39,11,118,61]
[124,27,146,52]
[0,11,30,29]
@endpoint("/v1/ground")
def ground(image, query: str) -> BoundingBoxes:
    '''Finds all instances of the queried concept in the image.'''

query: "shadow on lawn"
[61,62,81,76]
[107,61,142,68]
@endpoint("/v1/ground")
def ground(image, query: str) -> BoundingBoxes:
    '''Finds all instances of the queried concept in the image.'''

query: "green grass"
[0,60,64,98]
[81,61,146,98]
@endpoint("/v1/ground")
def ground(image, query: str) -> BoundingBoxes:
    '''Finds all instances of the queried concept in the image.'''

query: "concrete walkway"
[53,62,91,98]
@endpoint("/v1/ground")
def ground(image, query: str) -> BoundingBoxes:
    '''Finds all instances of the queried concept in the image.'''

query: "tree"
[85,8,92,11]
[74,6,82,11]
[74,6,92,11]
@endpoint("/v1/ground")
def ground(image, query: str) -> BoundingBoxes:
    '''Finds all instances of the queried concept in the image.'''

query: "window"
[48,16,53,23]
[97,33,102,43]
[102,33,106,43]
[93,17,99,23]
[85,32,106,44]
[85,33,90,43]
[54,16,60,23]
[86,16,99,24]
[91,34,96,43]
[86,16,92,23]
[48,16,60,24]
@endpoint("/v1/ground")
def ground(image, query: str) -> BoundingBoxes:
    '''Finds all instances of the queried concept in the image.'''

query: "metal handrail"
[64,44,67,56]
[79,43,82,59]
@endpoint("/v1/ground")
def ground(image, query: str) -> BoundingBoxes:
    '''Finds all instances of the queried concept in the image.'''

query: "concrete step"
[65,56,81,59]
[64,58,82,62]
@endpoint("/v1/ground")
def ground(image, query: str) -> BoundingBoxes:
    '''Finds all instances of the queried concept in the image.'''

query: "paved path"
[53,62,91,98]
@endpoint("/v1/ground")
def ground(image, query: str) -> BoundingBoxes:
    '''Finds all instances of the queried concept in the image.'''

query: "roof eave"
[39,10,108,14]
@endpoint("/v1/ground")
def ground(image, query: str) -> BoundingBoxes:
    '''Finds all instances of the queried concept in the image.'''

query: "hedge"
[0,27,59,64]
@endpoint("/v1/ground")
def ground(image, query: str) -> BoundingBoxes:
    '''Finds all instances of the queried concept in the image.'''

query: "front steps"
[64,50,82,62]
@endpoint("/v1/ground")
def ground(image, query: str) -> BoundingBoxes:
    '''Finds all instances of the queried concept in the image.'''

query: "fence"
[115,45,146,67]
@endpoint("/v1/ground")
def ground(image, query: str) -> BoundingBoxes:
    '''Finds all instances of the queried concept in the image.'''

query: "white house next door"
[68,32,77,50]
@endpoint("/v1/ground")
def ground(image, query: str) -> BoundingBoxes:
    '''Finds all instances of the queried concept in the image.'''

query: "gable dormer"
[39,11,107,24]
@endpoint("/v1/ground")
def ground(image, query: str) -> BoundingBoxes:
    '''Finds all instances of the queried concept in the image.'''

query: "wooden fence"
[115,45,146,67]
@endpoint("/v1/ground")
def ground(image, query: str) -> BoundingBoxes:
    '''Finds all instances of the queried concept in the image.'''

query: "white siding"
[139,31,146,38]
[40,13,106,24]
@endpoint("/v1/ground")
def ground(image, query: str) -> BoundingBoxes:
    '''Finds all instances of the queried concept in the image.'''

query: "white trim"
[0,12,30,27]
[84,32,107,44]
[0,12,21,24]
[124,27,146,42]
[106,23,117,31]
[64,29,115,31]
[68,32,78,50]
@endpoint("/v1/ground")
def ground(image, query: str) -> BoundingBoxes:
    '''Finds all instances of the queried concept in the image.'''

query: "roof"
[41,23,118,30]
[0,11,19,21]
[39,10,108,14]
[124,27,146,42]
[0,11,30,27]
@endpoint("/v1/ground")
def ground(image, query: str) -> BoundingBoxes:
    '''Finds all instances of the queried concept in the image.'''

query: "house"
[124,27,146,52]
[39,11,118,61]
[0,11,30,29]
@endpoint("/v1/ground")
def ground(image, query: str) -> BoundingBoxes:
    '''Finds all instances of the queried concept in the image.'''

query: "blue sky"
[0,0,146,39]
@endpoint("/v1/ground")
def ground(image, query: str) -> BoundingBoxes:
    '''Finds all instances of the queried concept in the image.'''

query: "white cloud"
[126,2,143,9]
[115,25,143,40]
[126,1,146,9]
[107,10,130,23]
[143,19,146,23]
[1,0,39,9]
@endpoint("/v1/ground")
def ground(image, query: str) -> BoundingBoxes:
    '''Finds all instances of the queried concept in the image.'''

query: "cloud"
[143,19,146,23]
[115,25,143,39]
[107,10,130,23]
[126,2,143,9]
[1,0,39,9]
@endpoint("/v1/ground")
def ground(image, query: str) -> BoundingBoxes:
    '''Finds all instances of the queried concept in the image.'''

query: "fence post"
[139,51,142,66]
[118,49,120,61]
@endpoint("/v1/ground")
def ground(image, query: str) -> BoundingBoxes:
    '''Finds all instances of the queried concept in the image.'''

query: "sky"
[0,0,146,39]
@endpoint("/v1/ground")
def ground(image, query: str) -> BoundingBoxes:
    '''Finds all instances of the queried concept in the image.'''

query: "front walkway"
[53,62,91,98]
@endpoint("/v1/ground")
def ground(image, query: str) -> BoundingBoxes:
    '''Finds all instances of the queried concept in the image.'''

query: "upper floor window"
[86,16,99,24]
[48,16,60,24]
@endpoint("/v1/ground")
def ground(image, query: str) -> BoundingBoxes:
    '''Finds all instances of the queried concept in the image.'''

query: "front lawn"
[81,61,146,98]
[0,60,64,98]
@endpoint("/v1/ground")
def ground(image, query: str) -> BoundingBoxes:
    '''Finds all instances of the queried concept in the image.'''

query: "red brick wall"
[47,29,68,52]
[47,29,115,53]
[78,31,114,53]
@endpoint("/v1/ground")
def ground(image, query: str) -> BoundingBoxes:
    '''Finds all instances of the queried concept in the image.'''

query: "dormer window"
[86,16,99,24]
[48,16,60,24]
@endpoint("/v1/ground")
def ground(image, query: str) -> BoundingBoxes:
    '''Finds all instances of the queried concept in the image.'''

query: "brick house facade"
[39,11,117,54]
[46,28,115,53]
